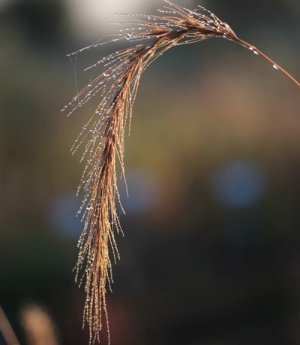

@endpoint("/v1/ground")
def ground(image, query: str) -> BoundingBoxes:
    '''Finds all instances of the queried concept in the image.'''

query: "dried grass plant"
[63,1,300,343]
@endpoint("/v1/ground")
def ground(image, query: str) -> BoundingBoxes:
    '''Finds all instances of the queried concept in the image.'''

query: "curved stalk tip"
[233,37,300,88]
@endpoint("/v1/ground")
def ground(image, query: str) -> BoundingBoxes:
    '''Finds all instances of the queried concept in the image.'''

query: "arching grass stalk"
[231,37,300,87]
[63,1,300,343]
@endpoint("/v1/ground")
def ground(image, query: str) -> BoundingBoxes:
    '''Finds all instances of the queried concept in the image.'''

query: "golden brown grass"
[63,1,300,343]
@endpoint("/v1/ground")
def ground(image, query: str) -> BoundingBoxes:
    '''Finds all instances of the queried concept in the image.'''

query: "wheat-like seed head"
[62,1,300,343]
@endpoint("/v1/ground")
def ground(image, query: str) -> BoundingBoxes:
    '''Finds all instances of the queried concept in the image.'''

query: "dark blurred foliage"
[0,1,300,344]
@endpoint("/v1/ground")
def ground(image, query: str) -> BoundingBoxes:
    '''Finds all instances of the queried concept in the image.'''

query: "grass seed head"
[63,1,300,343]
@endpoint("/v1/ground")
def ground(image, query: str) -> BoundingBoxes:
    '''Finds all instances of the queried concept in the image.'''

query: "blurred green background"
[0,0,300,344]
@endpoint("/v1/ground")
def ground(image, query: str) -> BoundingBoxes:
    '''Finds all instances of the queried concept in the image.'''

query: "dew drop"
[273,64,278,70]
[249,47,258,55]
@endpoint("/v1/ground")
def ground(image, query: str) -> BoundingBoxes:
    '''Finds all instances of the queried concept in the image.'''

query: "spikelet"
[62,1,300,343]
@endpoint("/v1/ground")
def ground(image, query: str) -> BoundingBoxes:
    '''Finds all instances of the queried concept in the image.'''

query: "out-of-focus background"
[0,0,300,344]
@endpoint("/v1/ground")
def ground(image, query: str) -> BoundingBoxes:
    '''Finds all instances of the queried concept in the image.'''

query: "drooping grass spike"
[63,1,300,343]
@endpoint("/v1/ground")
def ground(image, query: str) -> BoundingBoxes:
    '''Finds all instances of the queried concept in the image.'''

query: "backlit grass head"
[63,1,300,343]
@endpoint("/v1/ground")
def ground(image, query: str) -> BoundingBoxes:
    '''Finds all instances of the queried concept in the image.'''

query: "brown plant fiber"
[63,1,300,343]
